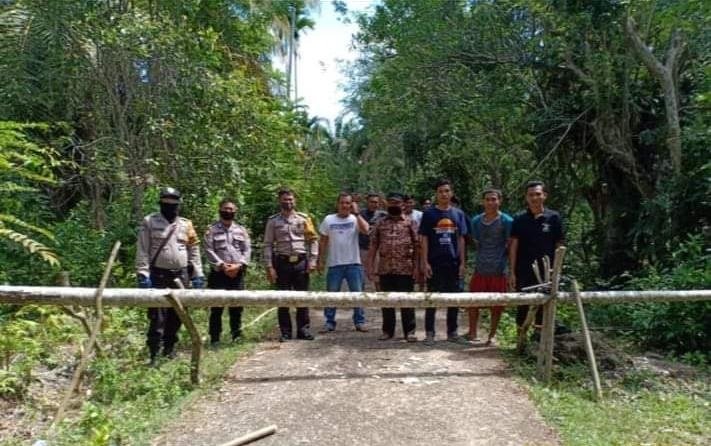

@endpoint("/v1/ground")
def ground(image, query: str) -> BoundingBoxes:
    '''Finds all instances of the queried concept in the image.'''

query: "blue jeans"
[324,264,366,327]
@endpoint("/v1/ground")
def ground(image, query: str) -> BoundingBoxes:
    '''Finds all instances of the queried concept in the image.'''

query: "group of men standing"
[135,179,564,364]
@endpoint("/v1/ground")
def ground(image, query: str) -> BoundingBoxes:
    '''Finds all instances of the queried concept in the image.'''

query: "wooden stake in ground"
[217,425,277,446]
[169,278,202,385]
[52,241,121,429]
[517,257,550,354]
[57,272,103,354]
[537,246,566,383]
[572,279,603,401]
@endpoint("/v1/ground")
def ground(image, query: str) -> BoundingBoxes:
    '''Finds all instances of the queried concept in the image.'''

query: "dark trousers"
[424,264,460,336]
[147,267,188,356]
[208,269,245,342]
[274,256,311,337]
[380,274,416,336]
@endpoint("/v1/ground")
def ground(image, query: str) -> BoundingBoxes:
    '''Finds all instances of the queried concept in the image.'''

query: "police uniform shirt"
[136,212,203,278]
[204,221,251,271]
[263,212,318,265]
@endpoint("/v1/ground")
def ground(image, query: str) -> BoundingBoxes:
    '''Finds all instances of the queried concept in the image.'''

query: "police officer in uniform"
[204,198,251,345]
[263,188,318,342]
[136,187,205,365]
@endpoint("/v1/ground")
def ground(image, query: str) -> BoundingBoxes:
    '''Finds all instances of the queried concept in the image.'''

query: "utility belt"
[276,254,307,264]
[150,266,188,278]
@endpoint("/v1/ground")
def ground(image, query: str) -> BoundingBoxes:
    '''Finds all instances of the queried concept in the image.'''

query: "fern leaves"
[0,227,59,267]
[0,121,60,266]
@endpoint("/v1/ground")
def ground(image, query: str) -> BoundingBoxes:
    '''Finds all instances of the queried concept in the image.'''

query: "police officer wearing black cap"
[136,187,205,365]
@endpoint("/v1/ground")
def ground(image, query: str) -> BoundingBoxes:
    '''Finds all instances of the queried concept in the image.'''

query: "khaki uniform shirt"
[370,214,419,276]
[263,211,318,265]
[204,221,251,271]
[136,213,203,278]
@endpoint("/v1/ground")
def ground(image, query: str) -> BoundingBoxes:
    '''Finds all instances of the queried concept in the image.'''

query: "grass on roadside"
[493,312,711,446]
[46,305,276,446]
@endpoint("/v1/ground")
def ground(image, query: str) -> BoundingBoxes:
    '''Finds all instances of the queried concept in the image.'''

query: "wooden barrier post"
[537,246,566,383]
[52,241,121,429]
[517,256,552,354]
[170,279,202,386]
[572,279,603,400]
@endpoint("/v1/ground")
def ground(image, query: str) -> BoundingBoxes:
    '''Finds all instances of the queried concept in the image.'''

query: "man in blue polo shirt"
[508,181,565,330]
[419,178,469,345]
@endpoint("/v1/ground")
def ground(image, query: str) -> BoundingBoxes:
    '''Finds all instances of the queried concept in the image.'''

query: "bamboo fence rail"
[0,286,709,308]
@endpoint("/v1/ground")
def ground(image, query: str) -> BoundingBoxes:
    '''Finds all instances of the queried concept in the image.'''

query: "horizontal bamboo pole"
[0,286,547,308]
[0,286,709,308]
[559,290,711,304]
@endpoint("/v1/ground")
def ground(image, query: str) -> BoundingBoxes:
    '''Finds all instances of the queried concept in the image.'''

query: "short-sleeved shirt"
[471,212,513,276]
[407,209,423,227]
[418,206,469,266]
[510,208,564,287]
[319,214,361,267]
[204,221,251,270]
[370,214,419,275]
[262,212,318,265]
[136,213,203,278]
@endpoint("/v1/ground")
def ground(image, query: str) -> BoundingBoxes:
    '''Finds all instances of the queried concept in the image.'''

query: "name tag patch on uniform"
[289,255,299,263]
[542,223,551,233]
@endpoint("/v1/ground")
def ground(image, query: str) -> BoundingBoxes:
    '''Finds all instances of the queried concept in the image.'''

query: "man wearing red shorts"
[468,188,513,345]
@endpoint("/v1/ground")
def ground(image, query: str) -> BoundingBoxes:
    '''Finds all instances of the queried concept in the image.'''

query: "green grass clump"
[497,314,711,446]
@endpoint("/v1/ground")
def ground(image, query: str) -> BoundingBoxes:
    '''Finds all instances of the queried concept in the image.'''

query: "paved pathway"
[153,308,558,446]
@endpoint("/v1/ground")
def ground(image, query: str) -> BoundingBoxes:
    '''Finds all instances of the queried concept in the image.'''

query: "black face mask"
[387,206,402,216]
[160,203,179,222]
[220,211,235,221]
[280,202,293,211]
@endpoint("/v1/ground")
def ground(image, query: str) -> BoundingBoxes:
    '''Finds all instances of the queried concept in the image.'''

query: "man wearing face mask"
[263,188,319,342]
[136,187,205,366]
[204,198,251,346]
[367,193,420,341]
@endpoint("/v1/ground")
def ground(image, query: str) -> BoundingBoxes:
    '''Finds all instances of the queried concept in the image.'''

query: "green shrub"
[590,234,710,360]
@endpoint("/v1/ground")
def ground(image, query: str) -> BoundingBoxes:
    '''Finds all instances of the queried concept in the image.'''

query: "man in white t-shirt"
[317,192,370,332]
[404,194,423,227]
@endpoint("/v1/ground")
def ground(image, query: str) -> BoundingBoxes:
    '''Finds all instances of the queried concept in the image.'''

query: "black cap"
[386,192,404,201]
[159,187,181,203]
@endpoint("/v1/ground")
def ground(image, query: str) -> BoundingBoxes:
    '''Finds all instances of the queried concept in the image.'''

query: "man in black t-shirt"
[508,181,565,328]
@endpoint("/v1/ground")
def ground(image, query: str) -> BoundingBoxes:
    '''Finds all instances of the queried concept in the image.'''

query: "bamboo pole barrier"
[51,241,121,429]
[572,279,603,401]
[0,287,550,307]
[558,290,711,303]
[168,279,202,385]
[537,247,567,383]
[0,286,709,307]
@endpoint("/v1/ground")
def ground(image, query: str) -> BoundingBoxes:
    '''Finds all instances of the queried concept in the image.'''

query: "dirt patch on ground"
[153,308,558,446]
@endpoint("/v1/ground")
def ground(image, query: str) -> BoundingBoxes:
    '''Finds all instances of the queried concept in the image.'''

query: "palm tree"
[256,0,319,100]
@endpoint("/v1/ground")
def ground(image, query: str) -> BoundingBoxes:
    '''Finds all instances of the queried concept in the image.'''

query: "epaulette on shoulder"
[296,211,311,219]
[268,213,280,219]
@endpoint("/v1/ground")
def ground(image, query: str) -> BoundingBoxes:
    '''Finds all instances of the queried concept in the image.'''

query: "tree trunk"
[625,17,685,174]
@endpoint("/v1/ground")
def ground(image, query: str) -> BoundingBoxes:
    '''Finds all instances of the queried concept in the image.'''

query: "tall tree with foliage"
[346,0,709,279]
